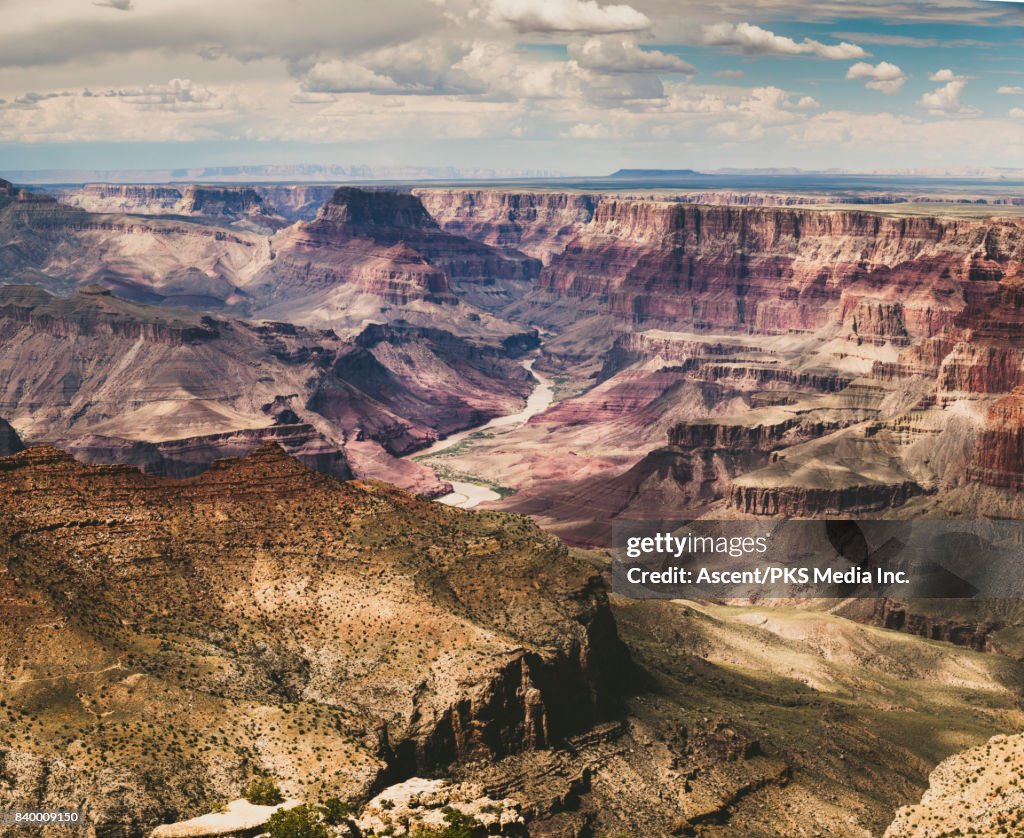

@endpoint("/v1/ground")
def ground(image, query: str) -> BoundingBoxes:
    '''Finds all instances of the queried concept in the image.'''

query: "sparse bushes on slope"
[266,804,329,838]
[244,776,284,806]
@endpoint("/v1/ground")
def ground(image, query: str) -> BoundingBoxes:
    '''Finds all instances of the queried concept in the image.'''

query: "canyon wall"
[415,189,599,262]
[535,201,1023,335]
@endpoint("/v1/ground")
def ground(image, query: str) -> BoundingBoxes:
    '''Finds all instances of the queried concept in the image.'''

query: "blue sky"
[1,0,1022,175]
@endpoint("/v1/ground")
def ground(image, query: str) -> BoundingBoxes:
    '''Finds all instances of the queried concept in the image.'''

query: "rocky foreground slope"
[0,444,627,834]
[1,446,1020,837]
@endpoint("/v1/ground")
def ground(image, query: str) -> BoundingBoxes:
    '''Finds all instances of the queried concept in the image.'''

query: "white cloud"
[300,60,400,94]
[794,95,820,109]
[998,86,1024,95]
[920,72,973,114]
[701,22,867,60]
[566,121,613,138]
[1010,107,1024,119]
[455,42,587,100]
[488,0,650,34]
[568,37,695,74]
[846,61,907,94]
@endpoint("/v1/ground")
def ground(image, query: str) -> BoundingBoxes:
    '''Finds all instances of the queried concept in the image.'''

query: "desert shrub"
[266,804,328,838]
[244,776,284,806]
[319,797,352,825]
[409,808,485,838]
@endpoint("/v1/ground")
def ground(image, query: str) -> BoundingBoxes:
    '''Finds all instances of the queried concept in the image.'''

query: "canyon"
[3,175,1024,834]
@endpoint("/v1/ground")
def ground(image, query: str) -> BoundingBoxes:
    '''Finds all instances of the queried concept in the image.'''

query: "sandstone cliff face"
[970,389,1024,489]
[0,444,629,834]
[415,189,599,262]
[535,202,1024,337]
[250,188,540,320]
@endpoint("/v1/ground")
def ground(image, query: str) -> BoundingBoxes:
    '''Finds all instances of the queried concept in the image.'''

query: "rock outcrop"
[0,416,24,456]
[885,734,1024,837]
[356,778,524,836]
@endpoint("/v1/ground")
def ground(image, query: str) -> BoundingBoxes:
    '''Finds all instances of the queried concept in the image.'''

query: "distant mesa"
[606,168,705,178]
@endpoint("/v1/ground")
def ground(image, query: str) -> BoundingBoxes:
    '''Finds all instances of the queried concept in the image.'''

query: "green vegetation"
[244,776,284,806]
[409,808,485,838]
[266,804,328,838]
[318,797,352,825]
[421,463,517,499]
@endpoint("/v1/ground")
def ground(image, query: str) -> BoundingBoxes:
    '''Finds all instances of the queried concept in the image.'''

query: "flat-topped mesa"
[62,423,352,481]
[537,201,1024,335]
[599,331,754,379]
[319,186,441,231]
[415,189,600,261]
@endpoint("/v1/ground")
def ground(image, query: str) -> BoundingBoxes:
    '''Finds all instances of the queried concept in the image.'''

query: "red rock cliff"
[537,202,1024,337]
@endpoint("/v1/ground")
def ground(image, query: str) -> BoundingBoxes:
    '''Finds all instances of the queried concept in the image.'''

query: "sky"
[1,0,1023,175]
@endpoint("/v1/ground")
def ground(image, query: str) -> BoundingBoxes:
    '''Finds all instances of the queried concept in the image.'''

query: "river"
[412,357,554,508]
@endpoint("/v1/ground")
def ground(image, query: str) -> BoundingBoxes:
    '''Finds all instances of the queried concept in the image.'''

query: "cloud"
[920,72,973,114]
[300,60,401,94]
[1011,107,1024,119]
[998,86,1024,94]
[846,61,907,94]
[488,0,650,33]
[831,32,936,47]
[830,32,993,48]
[701,22,867,60]
[794,95,820,109]
[0,91,74,110]
[90,78,222,110]
[455,42,587,100]
[93,0,133,9]
[568,37,695,74]
[0,2,442,69]
[713,69,744,79]
[566,121,613,138]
